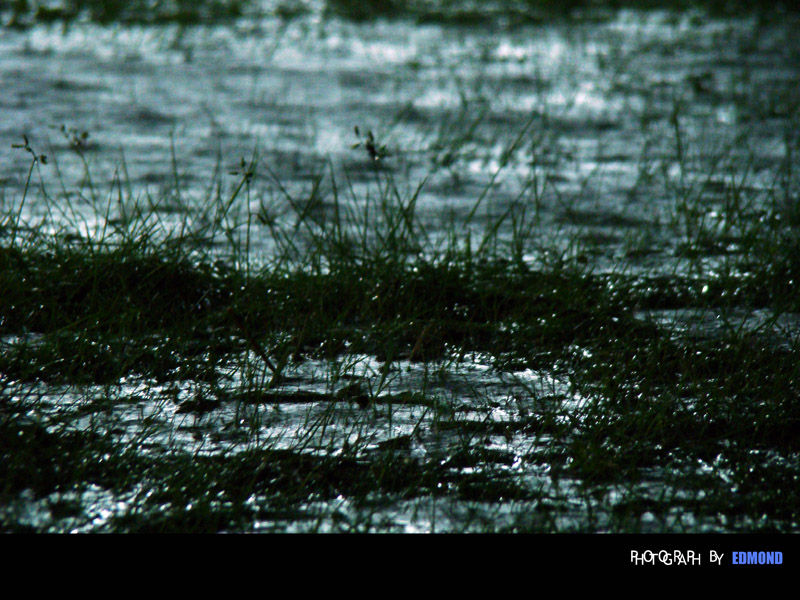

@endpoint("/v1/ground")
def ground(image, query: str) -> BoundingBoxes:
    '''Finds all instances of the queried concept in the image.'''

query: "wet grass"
[1,123,799,533]
[2,3,800,531]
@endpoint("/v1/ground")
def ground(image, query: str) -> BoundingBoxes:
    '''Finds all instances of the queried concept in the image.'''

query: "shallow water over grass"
[2,5,798,273]
[2,2,800,532]
[3,246,799,532]
[4,353,590,532]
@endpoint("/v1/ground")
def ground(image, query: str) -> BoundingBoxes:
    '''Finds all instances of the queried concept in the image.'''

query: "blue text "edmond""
[732,552,783,565]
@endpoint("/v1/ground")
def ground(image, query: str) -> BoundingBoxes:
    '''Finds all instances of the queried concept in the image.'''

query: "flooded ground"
[1,2,799,532]
[2,4,798,270]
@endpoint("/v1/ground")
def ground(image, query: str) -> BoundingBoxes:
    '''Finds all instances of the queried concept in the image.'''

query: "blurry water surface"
[1,1,798,272]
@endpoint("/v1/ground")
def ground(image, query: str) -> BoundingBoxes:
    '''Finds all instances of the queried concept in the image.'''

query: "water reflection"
[2,9,797,276]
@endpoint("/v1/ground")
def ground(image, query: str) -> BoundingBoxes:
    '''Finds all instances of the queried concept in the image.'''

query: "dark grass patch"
[0,246,235,336]
[0,419,125,500]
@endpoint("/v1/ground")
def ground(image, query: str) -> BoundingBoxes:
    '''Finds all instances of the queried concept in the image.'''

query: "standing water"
[1,1,799,532]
